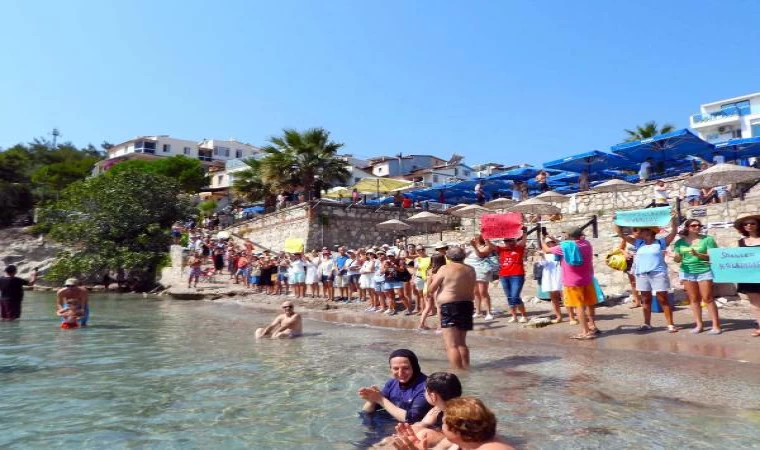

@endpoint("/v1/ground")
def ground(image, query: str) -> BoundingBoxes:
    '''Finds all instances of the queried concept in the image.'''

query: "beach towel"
[560,241,583,266]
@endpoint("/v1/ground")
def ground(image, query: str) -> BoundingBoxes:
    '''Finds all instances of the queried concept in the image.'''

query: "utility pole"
[50,128,61,149]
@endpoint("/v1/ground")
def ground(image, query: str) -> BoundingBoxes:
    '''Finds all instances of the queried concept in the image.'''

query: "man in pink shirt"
[541,228,599,340]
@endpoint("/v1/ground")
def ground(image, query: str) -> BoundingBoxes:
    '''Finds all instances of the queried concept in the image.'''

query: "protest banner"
[709,247,760,283]
[480,213,523,240]
[284,237,305,254]
[614,206,671,227]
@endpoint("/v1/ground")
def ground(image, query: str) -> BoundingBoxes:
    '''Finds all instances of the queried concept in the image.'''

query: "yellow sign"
[284,237,305,254]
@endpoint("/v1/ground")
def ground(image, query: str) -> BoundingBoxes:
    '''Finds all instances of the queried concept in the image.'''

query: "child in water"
[57,303,82,329]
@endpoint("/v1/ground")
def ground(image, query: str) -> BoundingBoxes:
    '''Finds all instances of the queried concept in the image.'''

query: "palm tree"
[623,121,676,142]
[232,157,274,205]
[259,128,350,198]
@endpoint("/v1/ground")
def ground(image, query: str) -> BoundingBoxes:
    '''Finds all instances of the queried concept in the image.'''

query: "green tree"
[259,128,350,197]
[106,155,208,193]
[232,157,274,205]
[623,121,676,142]
[39,170,193,290]
[197,200,217,217]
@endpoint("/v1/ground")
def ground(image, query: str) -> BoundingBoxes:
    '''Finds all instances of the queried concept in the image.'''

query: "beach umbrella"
[450,205,490,218]
[484,198,517,210]
[683,163,760,189]
[375,219,411,231]
[715,137,760,163]
[446,203,470,213]
[508,198,560,215]
[536,190,569,203]
[352,177,413,196]
[684,164,760,218]
[611,129,715,165]
[324,186,351,199]
[592,179,638,209]
[543,149,637,173]
[407,211,445,242]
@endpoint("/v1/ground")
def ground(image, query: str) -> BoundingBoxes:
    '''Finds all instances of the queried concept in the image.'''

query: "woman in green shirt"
[672,219,721,335]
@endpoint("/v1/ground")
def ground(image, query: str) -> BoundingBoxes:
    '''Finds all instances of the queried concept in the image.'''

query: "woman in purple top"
[359,349,430,424]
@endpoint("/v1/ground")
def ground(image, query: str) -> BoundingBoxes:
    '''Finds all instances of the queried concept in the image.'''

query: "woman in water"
[359,349,431,424]
[733,214,760,337]
[672,219,721,334]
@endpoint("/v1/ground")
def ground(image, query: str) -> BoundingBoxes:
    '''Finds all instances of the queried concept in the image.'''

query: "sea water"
[1,293,759,449]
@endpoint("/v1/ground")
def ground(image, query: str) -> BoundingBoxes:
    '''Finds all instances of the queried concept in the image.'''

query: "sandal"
[637,324,652,332]
[667,325,680,333]
[570,333,596,340]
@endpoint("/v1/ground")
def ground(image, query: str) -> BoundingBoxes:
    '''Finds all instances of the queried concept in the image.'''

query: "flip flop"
[668,325,680,333]
[570,333,595,340]
[628,304,642,309]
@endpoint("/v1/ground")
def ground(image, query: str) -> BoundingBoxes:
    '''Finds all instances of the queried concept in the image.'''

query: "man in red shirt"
[492,230,528,323]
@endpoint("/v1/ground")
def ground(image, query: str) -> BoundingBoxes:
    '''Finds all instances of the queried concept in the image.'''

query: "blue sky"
[1,0,759,166]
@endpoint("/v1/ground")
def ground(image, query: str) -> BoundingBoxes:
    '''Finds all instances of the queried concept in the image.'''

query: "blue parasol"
[611,129,715,164]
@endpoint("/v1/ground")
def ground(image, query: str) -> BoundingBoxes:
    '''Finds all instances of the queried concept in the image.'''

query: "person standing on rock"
[0,265,38,321]
[425,247,476,370]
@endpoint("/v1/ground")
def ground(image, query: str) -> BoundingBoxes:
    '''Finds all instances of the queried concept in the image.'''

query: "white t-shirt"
[289,259,305,275]
[639,161,652,179]
[317,258,335,276]
[654,185,669,202]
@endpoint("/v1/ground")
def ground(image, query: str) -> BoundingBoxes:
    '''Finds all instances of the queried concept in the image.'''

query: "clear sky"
[2,0,759,166]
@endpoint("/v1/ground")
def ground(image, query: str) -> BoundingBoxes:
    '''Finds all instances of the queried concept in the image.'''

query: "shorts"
[384,281,403,291]
[635,271,670,293]
[0,299,22,320]
[250,276,261,285]
[373,280,385,293]
[349,274,360,286]
[190,267,203,277]
[562,283,597,307]
[289,272,305,284]
[685,195,700,203]
[321,274,334,284]
[277,273,288,282]
[61,321,79,329]
[359,274,373,289]
[679,270,713,282]
[414,277,426,291]
[334,275,347,288]
[440,301,474,331]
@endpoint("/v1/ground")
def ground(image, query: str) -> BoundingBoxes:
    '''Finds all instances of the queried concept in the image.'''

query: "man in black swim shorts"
[426,247,476,370]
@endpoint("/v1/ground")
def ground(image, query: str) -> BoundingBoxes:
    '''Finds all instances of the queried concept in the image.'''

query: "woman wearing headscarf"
[359,349,431,424]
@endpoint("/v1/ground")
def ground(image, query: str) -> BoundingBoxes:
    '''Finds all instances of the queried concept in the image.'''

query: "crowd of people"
[179,209,760,365]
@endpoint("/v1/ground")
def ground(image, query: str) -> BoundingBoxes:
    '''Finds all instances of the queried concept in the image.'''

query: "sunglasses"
[688,224,702,228]
[743,222,758,226]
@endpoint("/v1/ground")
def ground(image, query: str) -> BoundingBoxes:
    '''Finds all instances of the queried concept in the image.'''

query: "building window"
[453,168,459,176]
[213,146,230,157]
[235,149,243,158]
[464,170,471,177]
[217,175,224,185]
[135,141,156,154]
[183,146,191,155]
[162,144,171,153]
[751,121,760,138]
[433,175,439,183]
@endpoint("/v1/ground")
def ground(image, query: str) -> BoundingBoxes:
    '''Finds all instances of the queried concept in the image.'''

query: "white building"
[404,162,475,187]
[689,92,760,143]
[92,135,261,175]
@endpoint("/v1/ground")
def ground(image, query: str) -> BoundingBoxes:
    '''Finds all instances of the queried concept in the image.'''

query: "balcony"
[690,104,756,127]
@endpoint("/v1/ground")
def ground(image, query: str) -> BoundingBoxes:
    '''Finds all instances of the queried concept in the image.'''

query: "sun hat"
[734,214,760,233]
[64,278,79,287]
[434,241,449,250]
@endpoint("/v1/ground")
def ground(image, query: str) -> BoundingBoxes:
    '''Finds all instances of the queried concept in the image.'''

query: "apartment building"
[689,92,760,143]
[92,135,261,175]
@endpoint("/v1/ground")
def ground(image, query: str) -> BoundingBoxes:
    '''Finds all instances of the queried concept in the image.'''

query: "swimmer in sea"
[56,278,88,328]
[255,301,303,339]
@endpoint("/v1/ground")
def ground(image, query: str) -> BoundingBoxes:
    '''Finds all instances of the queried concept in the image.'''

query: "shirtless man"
[187,252,202,288]
[255,301,303,339]
[426,247,476,370]
[56,278,88,327]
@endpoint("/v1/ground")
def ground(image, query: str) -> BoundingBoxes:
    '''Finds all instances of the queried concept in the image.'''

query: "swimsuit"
[440,300,474,330]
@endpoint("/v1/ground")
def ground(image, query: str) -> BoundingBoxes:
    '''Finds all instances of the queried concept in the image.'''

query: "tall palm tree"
[260,128,350,198]
[623,121,676,142]
[232,157,274,205]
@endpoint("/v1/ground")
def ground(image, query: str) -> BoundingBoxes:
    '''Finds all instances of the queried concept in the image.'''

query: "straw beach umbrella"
[536,190,569,203]
[407,211,446,242]
[484,198,517,211]
[592,179,638,209]
[683,163,760,189]
[508,198,561,215]
[375,219,411,231]
[450,205,490,218]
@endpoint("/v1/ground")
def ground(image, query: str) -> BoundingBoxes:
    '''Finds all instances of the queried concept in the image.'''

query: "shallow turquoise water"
[1,293,759,449]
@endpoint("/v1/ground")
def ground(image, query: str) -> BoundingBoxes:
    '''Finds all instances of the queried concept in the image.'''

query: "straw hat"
[434,241,449,250]
[64,278,79,287]
[734,214,760,233]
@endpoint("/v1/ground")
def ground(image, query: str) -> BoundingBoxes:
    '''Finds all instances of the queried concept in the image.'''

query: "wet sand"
[164,278,760,365]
